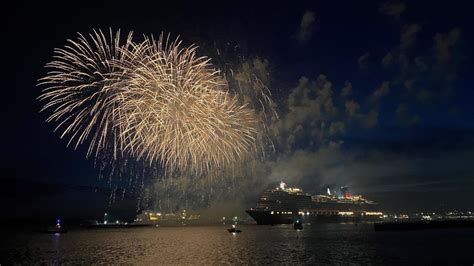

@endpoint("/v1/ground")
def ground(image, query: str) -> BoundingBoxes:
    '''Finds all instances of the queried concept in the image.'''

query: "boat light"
[339,211,354,216]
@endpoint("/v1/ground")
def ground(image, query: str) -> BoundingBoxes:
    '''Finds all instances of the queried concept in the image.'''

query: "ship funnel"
[279,182,287,190]
[327,187,331,195]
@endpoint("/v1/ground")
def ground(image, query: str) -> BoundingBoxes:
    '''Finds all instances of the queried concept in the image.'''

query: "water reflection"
[2,224,473,264]
[48,232,61,264]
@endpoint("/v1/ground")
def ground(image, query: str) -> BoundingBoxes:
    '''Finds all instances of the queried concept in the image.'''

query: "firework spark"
[39,29,264,175]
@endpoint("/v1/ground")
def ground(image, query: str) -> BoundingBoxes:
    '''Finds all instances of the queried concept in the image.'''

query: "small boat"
[293,220,303,230]
[45,219,68,233]
[227,224,242,233]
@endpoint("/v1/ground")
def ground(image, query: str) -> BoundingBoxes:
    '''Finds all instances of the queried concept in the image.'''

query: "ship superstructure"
[246,182,383,224]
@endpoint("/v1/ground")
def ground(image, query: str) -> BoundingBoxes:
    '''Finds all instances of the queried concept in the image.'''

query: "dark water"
[2,223,473,265]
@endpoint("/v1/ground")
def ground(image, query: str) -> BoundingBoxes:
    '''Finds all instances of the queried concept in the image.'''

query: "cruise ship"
[246,182,383,224]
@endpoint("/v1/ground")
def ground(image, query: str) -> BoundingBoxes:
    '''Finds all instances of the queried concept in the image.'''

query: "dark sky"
[4,0,474,221]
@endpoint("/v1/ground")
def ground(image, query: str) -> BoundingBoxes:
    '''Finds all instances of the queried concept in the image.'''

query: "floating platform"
[374,220,474,231]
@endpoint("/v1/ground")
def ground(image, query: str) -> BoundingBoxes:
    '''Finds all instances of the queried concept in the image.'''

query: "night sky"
[4,1,474,222]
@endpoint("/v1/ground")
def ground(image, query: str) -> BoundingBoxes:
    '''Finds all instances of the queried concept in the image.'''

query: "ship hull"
[246,209,382,225]
[246,210,296,225]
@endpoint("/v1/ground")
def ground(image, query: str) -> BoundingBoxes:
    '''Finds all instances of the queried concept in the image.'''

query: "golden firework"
[39,29,264,175]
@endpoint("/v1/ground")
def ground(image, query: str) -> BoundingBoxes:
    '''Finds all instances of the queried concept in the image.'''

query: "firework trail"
[38,29,266,176]
[228,58,278,158]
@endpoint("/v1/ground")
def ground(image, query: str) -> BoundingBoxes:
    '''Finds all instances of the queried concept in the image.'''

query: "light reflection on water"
[2,223,473,264]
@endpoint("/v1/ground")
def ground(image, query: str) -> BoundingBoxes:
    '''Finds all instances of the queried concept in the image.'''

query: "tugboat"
[227,224,242,233]
[293,220,303,230]
[45,219,68,234]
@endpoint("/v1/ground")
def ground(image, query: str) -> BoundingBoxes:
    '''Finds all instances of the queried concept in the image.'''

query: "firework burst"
[38,29,134,160]
[39,29,264,175]
[115,34,259,174]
